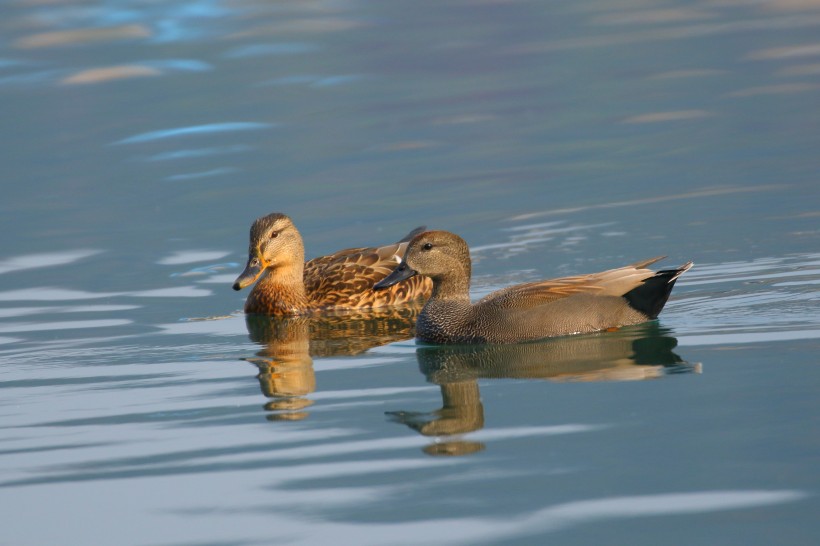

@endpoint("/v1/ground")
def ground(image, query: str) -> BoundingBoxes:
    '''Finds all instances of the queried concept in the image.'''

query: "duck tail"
[623,261,693,319]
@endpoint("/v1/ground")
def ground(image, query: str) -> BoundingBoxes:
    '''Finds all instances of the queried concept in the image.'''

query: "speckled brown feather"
[303,241,432,310]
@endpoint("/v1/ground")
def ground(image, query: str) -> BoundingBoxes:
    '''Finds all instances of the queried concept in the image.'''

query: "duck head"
[233,213,305,291]
[374,230,471,291]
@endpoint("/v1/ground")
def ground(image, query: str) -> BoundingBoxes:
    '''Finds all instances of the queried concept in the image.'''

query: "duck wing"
[478,256,673,311]
[306,243,401,285]
[304,227,430,306]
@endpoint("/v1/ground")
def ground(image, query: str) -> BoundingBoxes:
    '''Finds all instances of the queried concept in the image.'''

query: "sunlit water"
[1,1,819,545]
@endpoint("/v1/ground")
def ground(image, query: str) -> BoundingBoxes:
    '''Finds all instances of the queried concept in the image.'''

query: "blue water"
[1,1,819,544]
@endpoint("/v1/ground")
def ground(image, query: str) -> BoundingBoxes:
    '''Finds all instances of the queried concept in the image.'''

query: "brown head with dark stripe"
[233,213,305,291]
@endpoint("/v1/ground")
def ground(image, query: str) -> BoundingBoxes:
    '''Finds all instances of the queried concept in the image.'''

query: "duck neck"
[429,269,471,303]
[417,279,474,343]
[248,262,309,315]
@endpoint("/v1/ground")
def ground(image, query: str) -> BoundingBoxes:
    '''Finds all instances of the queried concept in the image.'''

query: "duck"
[233,213,432,315]
[373,230,692,344]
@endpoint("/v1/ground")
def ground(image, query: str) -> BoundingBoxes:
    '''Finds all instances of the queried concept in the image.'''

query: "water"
[1,1,819,544]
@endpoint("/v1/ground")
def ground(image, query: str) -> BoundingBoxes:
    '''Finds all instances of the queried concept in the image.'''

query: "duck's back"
[477,257,668,309]
[419,258,691,343]
[304,241,431,309]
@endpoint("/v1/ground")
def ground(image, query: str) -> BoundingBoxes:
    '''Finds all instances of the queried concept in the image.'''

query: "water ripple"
[260,74,365,88]
[158,251,231,266]
[0,287,119,301]
[510,185,785,221]
[0,319,132,333]
[670,253,820,344]
[113,122,275,145]
[0,286,211,301]
[144,144,253,162]
[222,43,319,58]
[473,221,613,258]
[131,287,212,298]
[0,250,101,275]
[0,305,139,319]
[166,167,239,181]
[223,489,807,546]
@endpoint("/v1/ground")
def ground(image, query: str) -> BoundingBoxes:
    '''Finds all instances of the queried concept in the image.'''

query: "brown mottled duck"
[233,213,432,315]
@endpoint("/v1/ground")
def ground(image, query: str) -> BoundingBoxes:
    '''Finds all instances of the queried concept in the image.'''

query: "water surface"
[1,1,818,544]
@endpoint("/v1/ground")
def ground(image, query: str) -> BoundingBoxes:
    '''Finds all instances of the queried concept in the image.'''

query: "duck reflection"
[388,323,700,456]
[242,305,422,420]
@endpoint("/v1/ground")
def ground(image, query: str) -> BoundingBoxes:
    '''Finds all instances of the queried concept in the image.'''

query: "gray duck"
[374,230,692,344]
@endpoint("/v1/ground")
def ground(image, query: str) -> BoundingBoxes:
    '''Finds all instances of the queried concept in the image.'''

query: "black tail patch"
[623,264,691,319]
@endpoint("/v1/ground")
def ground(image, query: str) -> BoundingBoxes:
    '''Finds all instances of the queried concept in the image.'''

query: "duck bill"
[233,256,264,291]
[373,263,417,290]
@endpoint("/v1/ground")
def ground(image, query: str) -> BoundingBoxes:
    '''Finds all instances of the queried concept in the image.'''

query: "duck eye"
[270,231,279,239]
[422,242,433,251]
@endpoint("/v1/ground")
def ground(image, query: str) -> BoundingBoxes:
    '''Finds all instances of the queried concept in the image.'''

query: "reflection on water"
[245,316,314,421]
[243,305,423,420]
[390,324,699,456]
